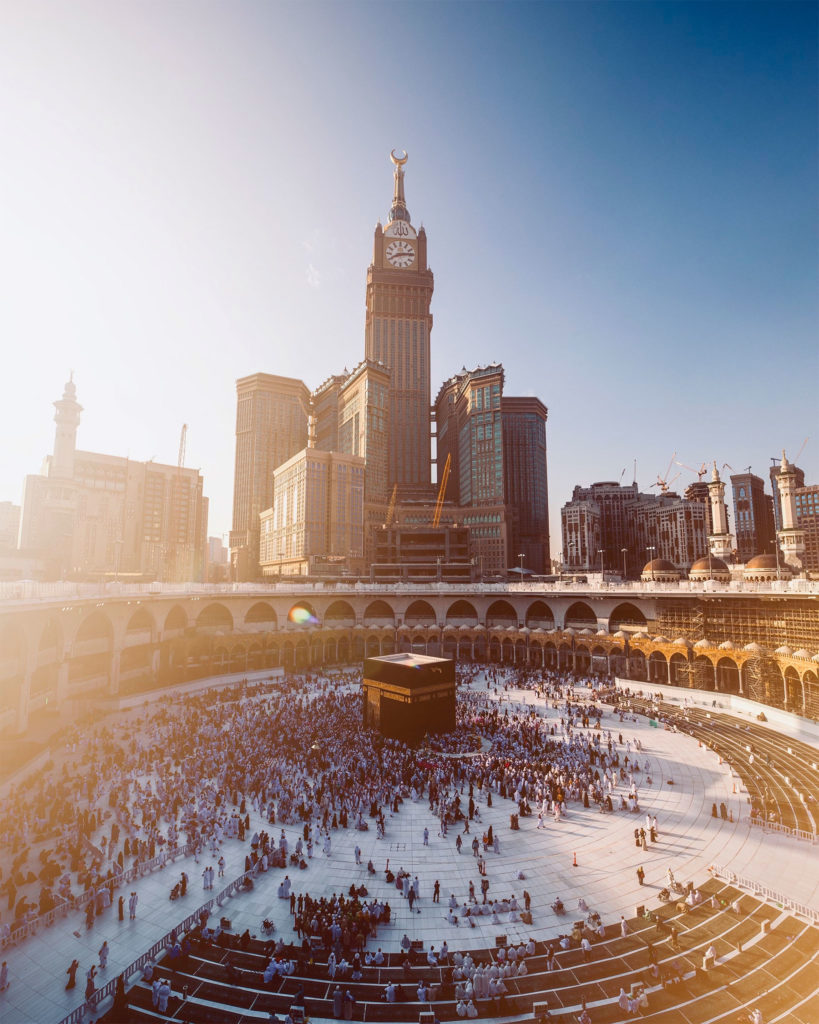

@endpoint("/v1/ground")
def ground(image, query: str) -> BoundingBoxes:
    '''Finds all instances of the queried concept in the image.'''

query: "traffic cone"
[572,851,578,867]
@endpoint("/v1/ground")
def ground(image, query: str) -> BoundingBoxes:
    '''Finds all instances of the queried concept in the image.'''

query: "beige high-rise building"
[259,448,365,577]
[337,359,391,565]
[230,373,311,579]
[364,152,434,492]
[18,378,208,580]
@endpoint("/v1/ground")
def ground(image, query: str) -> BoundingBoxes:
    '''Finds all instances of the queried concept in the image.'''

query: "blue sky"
[1,0,816,552]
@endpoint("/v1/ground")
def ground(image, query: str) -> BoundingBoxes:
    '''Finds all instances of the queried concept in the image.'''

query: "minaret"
[776,449,805,571]
[707,462,734,561]
[51,373,82,479]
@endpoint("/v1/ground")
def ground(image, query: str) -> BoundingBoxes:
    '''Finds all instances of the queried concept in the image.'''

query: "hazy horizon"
[2,1,816,557]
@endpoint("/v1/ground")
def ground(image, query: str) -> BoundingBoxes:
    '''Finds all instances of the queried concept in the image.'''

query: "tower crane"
[165,424,188,581]
[675,459,708,481]
[432,453,451,528]
[385,484,398,527]
[651,451,677,493]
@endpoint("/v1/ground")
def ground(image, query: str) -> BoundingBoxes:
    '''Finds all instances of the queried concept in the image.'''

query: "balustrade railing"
[710,864,819,923]
[0,841,196,951]
[55,860,259,1024]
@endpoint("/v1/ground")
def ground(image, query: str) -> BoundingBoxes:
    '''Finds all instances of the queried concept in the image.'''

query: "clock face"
[385,239,415,268]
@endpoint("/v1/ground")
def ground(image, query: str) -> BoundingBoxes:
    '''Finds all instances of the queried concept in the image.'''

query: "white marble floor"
[1,673,816,1024]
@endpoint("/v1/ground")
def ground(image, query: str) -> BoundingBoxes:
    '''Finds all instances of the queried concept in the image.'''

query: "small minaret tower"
[51,373,82,479]
[707,462,734,561]
[776,449,805,571]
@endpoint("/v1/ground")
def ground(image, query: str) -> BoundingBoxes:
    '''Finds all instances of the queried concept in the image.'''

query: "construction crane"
[432,453,451,528]
[770,437,809,467]
[675,459,708,481]
[651,451,677,493]
[385,484,398,527]
[165,424,188,581]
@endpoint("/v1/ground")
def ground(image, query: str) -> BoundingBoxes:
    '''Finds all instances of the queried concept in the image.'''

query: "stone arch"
[564,601,596,629]
[324,600,356,628]
[164,605,187,632]
[525,601,554,629]
[628,649,647,681]
[693,654,715,690]
[352,635,365,660]
[363,600,395,626]
[558,642,572,671]
[501,637,515,662]
[575,644,591,674]
[247,642,264,670]
[591,645,608,674]
[803,670,819,719]
[310,638,322,665]
[489,637,502,662]
[126,607,154,633]
[474,634,487,660]
[608,603,647,631]
[337,637,350,663]
[716,657,739,694]
[365,635,380,657]
[608,645,626,676]
[669,652,689,686]
[783,666,802,711]
[288,601,318,627]
[404,600,436,626]
[445,600,478,627]
[648,650,668,684]
[196,603,233,631]
[486,600,517,628]
[244,602,277,626]
[293,639,308,668]
[75,610,114,645]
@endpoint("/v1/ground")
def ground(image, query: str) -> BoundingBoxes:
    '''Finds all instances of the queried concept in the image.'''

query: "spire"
[711,460,720,483]
[389,149,410,223]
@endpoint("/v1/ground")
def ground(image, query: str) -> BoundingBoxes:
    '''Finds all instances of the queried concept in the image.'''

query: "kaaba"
[363,653,456,742]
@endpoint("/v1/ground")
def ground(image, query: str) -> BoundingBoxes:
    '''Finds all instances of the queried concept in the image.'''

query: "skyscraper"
[501,396,550,573]
[364,152,434,491]
[230,373,311,579]
[730,471,775,562]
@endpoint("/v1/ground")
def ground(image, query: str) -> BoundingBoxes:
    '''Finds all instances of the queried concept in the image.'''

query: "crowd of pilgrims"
[0,662,642,963]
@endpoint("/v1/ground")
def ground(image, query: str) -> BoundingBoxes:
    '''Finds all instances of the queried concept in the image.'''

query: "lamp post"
[518,553,525,577]
[621,547,628,581]
[597,548,604,582]
[646,545,656,583]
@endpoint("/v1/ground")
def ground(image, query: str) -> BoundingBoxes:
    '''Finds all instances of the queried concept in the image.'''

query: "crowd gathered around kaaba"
[0,659,703,1021]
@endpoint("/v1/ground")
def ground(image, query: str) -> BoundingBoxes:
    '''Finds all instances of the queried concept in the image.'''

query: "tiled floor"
[1,672,817,1024]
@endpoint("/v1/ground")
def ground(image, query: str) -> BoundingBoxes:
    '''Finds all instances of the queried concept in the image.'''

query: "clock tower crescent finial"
[389,149,410,223]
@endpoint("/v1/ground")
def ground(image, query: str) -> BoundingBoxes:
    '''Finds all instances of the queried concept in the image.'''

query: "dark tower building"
[730,471,775,563]
[501,396,550,573]
[364,152,434,492]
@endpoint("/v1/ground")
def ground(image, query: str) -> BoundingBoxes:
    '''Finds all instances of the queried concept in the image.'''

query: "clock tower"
[365,150,434,491]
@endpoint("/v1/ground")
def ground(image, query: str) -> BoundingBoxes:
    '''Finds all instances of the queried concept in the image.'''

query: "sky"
[1,0,816,554]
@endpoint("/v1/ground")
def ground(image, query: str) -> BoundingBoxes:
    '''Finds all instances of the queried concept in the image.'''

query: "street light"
[518,553,525,576]
[621,547,628,580]
[646,545,656,583]
[597,548,604,581]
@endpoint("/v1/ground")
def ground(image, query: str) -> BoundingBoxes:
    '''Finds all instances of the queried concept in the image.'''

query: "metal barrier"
[747,817,817,843]
[55,860,260,1024]
[0,842,197,952]
[710,864,819,924]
